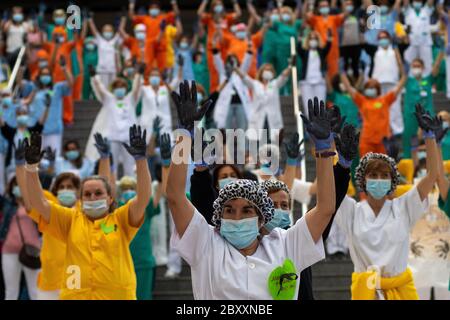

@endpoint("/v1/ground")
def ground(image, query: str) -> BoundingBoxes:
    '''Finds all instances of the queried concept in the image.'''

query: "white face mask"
[411,67,422,77]
[82,199,109,218]
[262,70,274,81]
[309,39,318,49]
[339,83,347,92]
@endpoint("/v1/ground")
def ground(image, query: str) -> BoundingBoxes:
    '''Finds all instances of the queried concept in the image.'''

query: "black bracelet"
[315,151,336,158]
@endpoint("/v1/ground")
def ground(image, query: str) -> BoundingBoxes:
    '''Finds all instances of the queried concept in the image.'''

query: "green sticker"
[117,102,124,109]
[268,259,298,300]
[100,223,117,235]
[421,80,428,86]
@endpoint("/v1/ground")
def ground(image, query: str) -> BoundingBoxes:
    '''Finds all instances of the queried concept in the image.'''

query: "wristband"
[15,158,26,166]
[312,133,333,152]
[315,151,336,158]
[423,130,435,139]
[162,158,171,167]
[25,163,39,172]
[338,153,352,168]
[286,157,298,166]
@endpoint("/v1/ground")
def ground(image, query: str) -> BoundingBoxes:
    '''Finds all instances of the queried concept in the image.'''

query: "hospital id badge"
[268,259,298,300]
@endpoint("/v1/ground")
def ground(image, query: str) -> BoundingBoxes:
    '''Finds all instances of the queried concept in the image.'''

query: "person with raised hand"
[333,103,439,300]
[23,125,151,300]
[167,85,333,299]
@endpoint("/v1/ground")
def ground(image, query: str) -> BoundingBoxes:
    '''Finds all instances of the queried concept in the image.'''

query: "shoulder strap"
[15,214,26,245]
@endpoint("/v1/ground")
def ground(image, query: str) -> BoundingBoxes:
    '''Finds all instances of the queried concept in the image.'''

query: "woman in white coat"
[212,46,253,131]
[167,82,336,300]
[86,66,142,177]
[139,64,182,142]
[234,62,293,143]
[334,104,440,300]
[371,31,404,136]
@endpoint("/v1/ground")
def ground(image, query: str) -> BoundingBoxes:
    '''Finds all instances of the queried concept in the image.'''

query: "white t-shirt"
[305,50,323,84]
[6,22,29,53]
[102,91,137,143]
[95,34,121,74]
[372,46,399,84]
[291,179,313,205]
[334,187,429,277]
[171,210,325,300]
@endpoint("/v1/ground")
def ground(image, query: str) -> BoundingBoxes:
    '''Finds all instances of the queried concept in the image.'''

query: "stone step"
[153,290,194,300]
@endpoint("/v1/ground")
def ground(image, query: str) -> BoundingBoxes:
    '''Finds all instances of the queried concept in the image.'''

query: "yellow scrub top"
[28,190,67,292]
[165,25,177,68]
[35,201,142,300]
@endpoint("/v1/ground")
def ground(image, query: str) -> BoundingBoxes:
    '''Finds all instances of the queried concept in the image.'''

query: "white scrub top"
[335,187,429,277]
[171,210,325,300]
[292,179,313,206]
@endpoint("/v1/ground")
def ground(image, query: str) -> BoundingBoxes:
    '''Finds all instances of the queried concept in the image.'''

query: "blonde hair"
[257,64,276,82]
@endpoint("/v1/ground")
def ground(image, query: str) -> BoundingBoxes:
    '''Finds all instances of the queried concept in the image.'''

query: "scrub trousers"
[1,253,39,300]
[380,83,403,135]
[402,103,434,159]
[135,267,155,300]
[167,212,182,275]
[299,81,327,118]
[36,289,60,300]
[446,55,450,99]
[405,45,433,77]
[42,134,62,157]
[110,141,136,178]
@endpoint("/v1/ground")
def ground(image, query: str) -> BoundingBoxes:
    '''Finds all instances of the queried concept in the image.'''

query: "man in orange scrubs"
[198,0,241,92]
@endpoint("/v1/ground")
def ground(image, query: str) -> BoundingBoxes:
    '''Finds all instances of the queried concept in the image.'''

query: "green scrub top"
[82,49,98,100]
[129,198,160,270]
[327,90,361,129]
[404,76,434,114]
[442,132,450,160]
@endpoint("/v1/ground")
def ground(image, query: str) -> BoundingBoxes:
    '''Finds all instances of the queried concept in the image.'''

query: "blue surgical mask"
[149,8,160,17]
[136,32,146,41]
[319,7,330,15]
[380,5,389,14]
[16,115,29,127]
[38,60,48,68]
[82,199,109,218]
[345,5,354,13]
[265,209,291,232]
[65,150,80,161]
[236,31,247,40]
[121,190,136,203]
[58,190,77,207]
[12,186,21,198]
[103,31,114,40]
[40,158,50,171]
[54,17,65,25]
[282,13,291,22]
[2,97,12,107]
[271,14,280,23]
[260,163,273,176]
[220,216,260,249]
[218,177,237,189]
[85,43,96,51]
[13,14,24,23]
[150,76,160,86]
[379,38,390,48]
[366,179,391,199]
[364,88,377,97]
[443,122,449,129]
[180,42,189,50]
[197,93,204,102]
[40,75,52,85]
[214,5,224,14]
[124,67,135,77]
[114,87,127,99]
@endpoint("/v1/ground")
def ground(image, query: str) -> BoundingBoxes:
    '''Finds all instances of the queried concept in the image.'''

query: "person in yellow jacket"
[334,105,440,300]
[21,125,151,300]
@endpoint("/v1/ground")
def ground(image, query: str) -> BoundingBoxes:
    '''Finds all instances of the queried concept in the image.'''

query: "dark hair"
[50,172,81,196]
[80,176,116,213]
[212,164,243,190]
[6,176,18,202]
[331,74,341,92]
[63,140,83,169]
